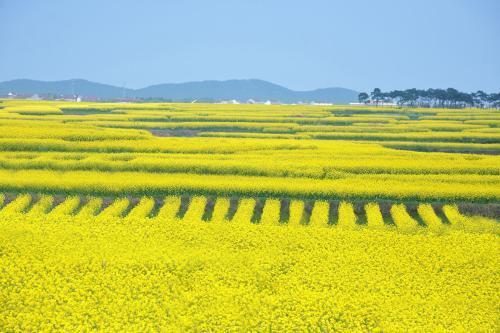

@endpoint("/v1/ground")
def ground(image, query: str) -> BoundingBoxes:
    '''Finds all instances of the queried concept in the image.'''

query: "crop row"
[1,193,497,234]
[0,153,498,177]
[70,120,500,143]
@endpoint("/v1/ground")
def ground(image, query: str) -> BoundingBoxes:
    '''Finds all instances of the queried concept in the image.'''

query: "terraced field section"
[0,193,498,234]
[0,99,498,331]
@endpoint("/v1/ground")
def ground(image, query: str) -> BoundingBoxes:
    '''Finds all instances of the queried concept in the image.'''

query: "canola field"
[0,99,499,331]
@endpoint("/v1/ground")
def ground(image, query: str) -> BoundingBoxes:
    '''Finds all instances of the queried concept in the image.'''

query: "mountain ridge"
[0,78,359,103]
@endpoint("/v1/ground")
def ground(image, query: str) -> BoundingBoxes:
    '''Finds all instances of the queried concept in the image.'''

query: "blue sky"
[1,0,499,92]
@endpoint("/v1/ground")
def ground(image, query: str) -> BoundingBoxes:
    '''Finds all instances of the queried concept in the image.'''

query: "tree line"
[358,88,500,108]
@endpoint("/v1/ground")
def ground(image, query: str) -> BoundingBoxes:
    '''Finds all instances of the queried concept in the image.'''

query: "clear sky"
[1,0,499,92]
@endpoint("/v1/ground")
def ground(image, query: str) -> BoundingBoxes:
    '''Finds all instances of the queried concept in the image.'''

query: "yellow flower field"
[0,99,498,331]
[1,210,498,331]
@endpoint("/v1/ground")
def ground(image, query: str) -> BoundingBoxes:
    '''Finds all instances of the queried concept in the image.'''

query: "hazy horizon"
[1,77,360,93]
[1,0,499,92]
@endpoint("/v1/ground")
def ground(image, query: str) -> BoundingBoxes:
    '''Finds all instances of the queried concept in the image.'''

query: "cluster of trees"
[358,88,500,108]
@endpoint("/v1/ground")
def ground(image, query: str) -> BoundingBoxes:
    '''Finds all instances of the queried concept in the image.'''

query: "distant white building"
[28,94,42,100]
[350,102,398,106]
[310,101,333,106]
[219,99,240,104]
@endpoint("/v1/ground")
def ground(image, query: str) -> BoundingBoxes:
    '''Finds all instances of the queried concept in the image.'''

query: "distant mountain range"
[0,79,359,104]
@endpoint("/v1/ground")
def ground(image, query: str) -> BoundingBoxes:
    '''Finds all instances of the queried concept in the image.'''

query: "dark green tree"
[370,88,382,105]
[358,92,369,104]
